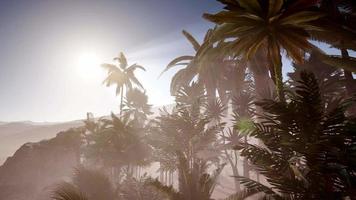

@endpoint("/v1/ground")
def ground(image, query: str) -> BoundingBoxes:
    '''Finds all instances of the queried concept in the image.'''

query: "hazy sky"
[0,0,222,122]
[0,0,353,122]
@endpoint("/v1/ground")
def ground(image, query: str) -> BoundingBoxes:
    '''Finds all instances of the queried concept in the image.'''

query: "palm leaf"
[146,178,182,200]
[245,31,266,59]
[224,189,261,200]
[203,11,242,24]
[182,30,201,51]
[280,11,325,25]
[51,183,88,200]
[238,0,261,14]
[268,0,283,17]
[101,63,118,74]
[318,54,356,72]
[160,56,194,77]
[126,64,146,72]
[114,52,128,69]
[235,176,278,197]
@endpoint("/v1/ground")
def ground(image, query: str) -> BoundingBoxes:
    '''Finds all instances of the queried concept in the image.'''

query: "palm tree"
[52,182,88,200]
[123,88,153,125]
[204,0,326,101]
[288,51,345,99]
[231,71,356,199]
[51,167,116,200]
[119,174,169,200]
[102,52,146,115]
[161,29,246,103]
[310,0,356,95]
[83,113,152,178]
[147,165,225,200]
[149,83,226,200]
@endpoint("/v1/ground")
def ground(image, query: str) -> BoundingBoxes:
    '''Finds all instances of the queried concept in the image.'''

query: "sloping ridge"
[0,120,83,164]
[0,128,82,200]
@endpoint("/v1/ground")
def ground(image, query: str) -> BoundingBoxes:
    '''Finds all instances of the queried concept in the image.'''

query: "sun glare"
[75,51,103,80]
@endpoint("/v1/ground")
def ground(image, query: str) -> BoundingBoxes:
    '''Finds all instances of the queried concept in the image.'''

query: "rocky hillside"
[0,128,82,200]
[0,120,83,164]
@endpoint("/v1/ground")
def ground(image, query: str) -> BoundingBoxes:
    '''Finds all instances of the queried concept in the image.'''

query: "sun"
[75,51,103,80]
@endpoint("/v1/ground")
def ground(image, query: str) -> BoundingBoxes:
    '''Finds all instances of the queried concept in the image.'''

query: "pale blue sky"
[0,0,221,122]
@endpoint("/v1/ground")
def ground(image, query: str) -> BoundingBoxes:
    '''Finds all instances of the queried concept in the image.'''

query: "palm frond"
[223,189,262,200]
[126,64,146,72]
[160,56,194,77]
[234,176,278,197]
[145,178,182,200]
[182,30,201,51]
[51,183,88,200]
[317,53,356,72]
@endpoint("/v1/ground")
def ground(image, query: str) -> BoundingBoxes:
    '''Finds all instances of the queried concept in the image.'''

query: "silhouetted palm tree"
[204,0,326,101]
[52,182,88,200]
[149,83,226,200]
[123,88,153,125]
[310,0,356,95]
[288,51,345,99]
[162,29,246,103]
[102,52,146,115]
[232,71,356,199]
[83,113,151,177]
[51,167,116,200]
[120,174,169,200]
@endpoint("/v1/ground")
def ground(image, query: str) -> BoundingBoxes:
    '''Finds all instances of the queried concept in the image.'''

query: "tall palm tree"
[102,52,146,115]
[161,29,246,103]
[204,0,326,101]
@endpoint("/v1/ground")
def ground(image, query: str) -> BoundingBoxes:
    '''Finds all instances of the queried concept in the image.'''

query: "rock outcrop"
[0,128,83,200]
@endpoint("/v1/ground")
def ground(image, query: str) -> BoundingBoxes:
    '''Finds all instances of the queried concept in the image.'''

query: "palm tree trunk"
[269,50,285,102]
[224,149,241,191]
[222,130,241,191]
[249,54,273,101]
[120,86,124,117]
[243,136,250,179]
[207,86,216,105]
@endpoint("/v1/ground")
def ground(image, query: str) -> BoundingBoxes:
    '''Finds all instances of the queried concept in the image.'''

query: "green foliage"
[234,71,356,199]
